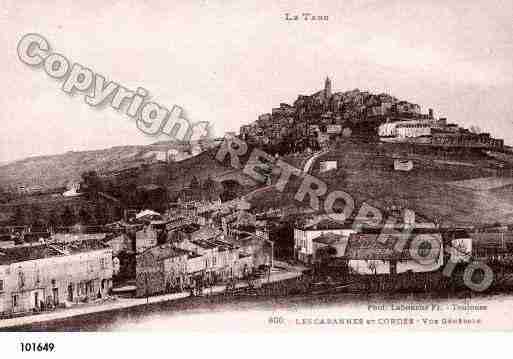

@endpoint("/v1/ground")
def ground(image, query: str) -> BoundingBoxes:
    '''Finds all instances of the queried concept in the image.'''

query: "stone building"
[345,230,443,275]
[0,239,113,315]
[135,244,191,297]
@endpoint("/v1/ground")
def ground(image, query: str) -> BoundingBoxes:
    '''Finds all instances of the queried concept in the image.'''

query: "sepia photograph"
[1,1,513,352]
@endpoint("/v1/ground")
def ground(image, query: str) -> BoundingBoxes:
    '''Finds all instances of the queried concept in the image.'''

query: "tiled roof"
[51,238,110,254]
[345,233,441,261]
[190,226,222,242]
[299,215,354,230]
[313,233,348,245]
[191,240,217,249]
[0,245,63,265]
[0,238,109,265]
[179,223,201,234]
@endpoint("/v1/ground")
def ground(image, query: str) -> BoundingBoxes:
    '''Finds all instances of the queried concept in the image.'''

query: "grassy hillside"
[0,140,260,223]
[0,146,148,190]
[3,137,513,228]
[0,141,218,191]
[247,141,513,226]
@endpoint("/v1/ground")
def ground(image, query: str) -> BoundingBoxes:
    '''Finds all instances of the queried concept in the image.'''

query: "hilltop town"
[240,77,504,154]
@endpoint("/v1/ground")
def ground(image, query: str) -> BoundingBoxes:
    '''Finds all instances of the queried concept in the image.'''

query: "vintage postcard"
[1,0,513,345]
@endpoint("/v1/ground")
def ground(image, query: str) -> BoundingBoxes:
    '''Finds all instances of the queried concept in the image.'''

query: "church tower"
[324,76,332,101]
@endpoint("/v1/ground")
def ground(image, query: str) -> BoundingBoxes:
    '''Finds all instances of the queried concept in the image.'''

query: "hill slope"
[247,141,513,226]
[0,141,215,191]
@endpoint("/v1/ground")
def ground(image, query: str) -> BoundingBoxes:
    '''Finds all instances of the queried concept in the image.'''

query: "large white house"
[378,119,443,138]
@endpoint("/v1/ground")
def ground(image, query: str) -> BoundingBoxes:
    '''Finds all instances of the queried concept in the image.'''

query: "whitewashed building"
[0,239,113,315]
[294,218,356,264]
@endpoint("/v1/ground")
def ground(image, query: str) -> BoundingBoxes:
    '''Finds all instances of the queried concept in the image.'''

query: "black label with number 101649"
[20,343,55,352]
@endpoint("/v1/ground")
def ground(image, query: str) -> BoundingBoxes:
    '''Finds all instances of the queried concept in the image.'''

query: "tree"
[120,182,138,207]
[220,180,242,202]
[112,206,123,222]
[61,206,76,227]
[202,175,221,201]
[81,170,104,200]
[11,206,26,225]
[94,203,108,225]
[190,175,200,190]
[316,246,337,263]
[29,204,44,226]
[47,209,62,229]
[78,207,93,225]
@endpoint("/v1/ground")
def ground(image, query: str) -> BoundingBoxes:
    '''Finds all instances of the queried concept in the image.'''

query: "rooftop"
[0,238,110,265]
[138,243,190,261]
[299,216,354,230]
[313,232,349,246]
[178,223,201,234]
[191,237,234,251]
[190,226,223,242]
[345,233,442,261]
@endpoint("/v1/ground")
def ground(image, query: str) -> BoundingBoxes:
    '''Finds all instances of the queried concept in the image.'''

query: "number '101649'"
[20,342,55,352]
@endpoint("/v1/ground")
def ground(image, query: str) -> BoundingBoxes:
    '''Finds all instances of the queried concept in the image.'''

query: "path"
[0,267,304,329]
[303,150,328,174]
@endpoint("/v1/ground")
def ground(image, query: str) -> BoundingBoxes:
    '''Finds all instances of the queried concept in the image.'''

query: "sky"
[1,0,512,163]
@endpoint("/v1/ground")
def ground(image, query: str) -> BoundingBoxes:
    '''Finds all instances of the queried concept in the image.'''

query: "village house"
[103,233,132,257]
[176,225,270,280]
[228,222,270,242]
[225,231,274,270]
[0,239,113,315]
[344,230,443,275]
[135,221,168,253]
[172,228,241,283]
[392,101,421,116]
[104,233,135,282]
[185,252,205,285]
[136,244,189,297]
[311,233,349,263]
[222,210,258,236]
[294,217,357,264]
[51,231,133,282]
[136,234,257,297]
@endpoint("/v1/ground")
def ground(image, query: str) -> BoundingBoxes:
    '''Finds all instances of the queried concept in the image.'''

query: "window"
[0,279,3,291]
[12,294,18,308]
[18,270,25,289]
[100,258,106,270]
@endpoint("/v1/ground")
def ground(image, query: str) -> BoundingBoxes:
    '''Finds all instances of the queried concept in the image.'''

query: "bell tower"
[324,76,332,100]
